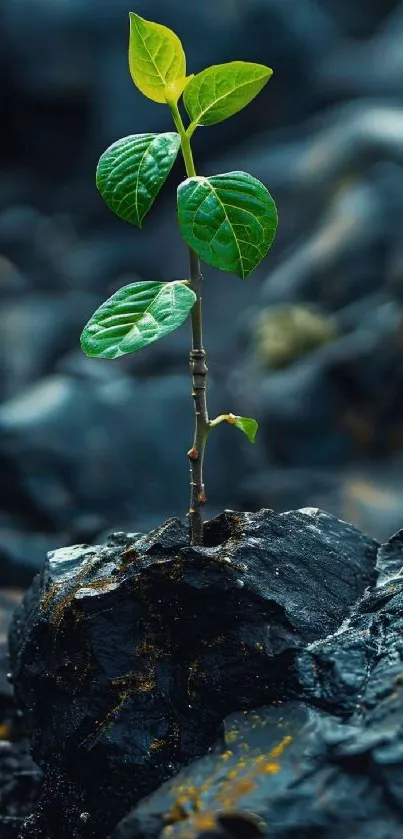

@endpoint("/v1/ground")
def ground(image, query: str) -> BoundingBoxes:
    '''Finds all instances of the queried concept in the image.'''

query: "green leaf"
[80,281,196,360]
[96,133,181,228]
[230,415,259,443]
[129,12,187,104]
[177,171,278,279]
[184,61,272,127]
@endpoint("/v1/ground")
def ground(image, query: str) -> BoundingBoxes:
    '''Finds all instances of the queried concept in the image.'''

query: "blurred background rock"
[1,0,403,586]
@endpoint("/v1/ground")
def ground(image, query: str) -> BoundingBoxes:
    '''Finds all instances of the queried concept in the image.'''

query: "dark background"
[1,0,403,586]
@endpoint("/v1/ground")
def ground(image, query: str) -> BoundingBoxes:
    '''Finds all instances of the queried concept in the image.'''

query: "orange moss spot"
[269,735,292,759]
[136,635,165,660]
[226,727,240,744]
[262,761,280,774]
[79,690,130,748]
[228,778,256,798]
[0,723,10,740]
[150,738,168,751]
[159,725,293,839]
[120,546,138,559]
[194,813,216,832]
[164,793,198,825]
[112,667,156,694]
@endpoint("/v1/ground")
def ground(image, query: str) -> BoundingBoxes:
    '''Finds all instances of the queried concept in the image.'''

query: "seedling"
[80,12,278,546]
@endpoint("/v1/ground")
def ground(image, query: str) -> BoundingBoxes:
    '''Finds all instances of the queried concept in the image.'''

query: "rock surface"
[0,589,42,839]
[111,531,403,839]
[9,508,377,838]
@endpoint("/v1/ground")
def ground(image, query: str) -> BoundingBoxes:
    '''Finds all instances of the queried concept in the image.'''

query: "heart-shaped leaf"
[129,12,187,104]
[96,133,181,228]
[184,61,272,127]
[80,281,196,359]
[177,171,278,279]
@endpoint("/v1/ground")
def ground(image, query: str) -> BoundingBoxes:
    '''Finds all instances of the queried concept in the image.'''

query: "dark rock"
[0,293,98,399]
[8,508,376,838]
[376,529,403,584]
[111,692,403,839]
[0,589,22,700]
[0,738,42,839]
[110,530,403,839]
[0,590,42,839]
[295,566,403,724]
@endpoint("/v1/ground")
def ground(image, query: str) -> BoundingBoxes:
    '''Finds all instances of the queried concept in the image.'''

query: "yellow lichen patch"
[79,689,130,748]
[200,633,227,648]
[80,664,158,748]
[42,582,81,628]
[192,812,217,832]
[0,723,11,740]
[150,738,169,751]
[112,665,156,694]
[77,577,118,594]
[136,634,166,660]
[269,735,292,759]
[187,659,203,700]
[224,776,256,801]
[261,761,280,774]
[40,580,63,613]
[160,727,293,839]
[119,546,139,565]
[225,722,242,745]
[40,554,112,628]
[164,791,200,825]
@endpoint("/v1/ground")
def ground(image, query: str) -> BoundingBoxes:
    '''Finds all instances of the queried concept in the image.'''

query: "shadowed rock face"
[111,534,403,839]
[8,508,377,839]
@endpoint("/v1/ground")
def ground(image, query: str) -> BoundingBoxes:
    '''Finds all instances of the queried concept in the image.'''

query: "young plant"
[80,12,278,546]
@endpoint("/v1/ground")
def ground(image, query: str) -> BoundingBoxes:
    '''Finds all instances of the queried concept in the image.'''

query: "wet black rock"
[110,530,403,839]
[0,589,42,839]
[9,508,376,838]
[0,738,43,839]
[111,687,403,839]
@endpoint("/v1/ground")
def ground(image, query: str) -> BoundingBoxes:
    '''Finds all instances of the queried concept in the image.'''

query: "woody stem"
[169,101,209,545]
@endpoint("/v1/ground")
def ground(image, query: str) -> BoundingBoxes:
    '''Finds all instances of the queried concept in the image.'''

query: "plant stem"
[169,101,209,545]
[169,101,197,177]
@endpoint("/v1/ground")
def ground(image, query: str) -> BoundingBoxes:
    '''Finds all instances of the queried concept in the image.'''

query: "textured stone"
[9,508,376,838]
[110,531,403,839]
